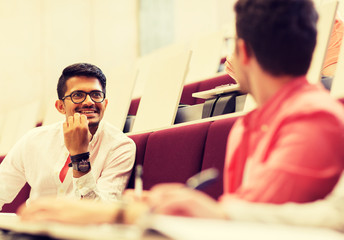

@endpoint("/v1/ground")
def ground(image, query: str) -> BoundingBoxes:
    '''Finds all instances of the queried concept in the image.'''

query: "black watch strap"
[70,152,90,162]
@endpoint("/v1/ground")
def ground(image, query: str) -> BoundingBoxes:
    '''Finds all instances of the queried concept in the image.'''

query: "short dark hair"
[57,63,107,99]
[234,0,318,76]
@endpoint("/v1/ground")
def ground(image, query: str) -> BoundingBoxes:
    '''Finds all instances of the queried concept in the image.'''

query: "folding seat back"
[180,82,200,105]
[142,122,211,190]
[128,98,141,116]
[126,132,152,189]
[201,117,238,199]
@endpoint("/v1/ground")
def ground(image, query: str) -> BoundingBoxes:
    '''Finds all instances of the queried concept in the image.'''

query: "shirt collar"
[244,75,309,129]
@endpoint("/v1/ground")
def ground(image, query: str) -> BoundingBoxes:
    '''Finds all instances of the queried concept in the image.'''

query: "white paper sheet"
[149,215,344,240]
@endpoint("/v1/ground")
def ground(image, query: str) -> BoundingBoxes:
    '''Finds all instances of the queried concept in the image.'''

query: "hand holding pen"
[133,166,219,201]
[131,167,226,220]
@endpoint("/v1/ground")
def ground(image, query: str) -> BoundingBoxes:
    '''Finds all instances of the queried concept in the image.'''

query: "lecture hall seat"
[127,132,152,189]
[142,122,211,190]
[128,74,236,116]
[201,117,238,199]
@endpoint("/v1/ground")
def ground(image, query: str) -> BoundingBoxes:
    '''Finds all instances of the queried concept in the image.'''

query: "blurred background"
[0,0,342,112]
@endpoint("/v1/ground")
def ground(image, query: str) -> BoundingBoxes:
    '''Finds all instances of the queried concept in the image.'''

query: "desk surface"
[192,84,240,100]
[0,230,170,240]
[2,214,344,240]
[0,214,170,240]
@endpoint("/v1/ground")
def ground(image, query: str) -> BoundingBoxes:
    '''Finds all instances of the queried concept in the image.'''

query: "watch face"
[78,160,90,172]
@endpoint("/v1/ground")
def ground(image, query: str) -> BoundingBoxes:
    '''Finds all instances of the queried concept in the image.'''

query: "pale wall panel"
[0,0,43,112]
[0,0,138,118]
[92,0,138,86]
[174,0,219,44]
[42,0,94,100]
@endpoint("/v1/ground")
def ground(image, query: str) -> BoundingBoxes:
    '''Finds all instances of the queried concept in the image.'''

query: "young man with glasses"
[0,63,136,211]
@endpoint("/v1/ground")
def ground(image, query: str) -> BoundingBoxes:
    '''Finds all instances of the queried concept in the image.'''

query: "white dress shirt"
[0,120,135,210]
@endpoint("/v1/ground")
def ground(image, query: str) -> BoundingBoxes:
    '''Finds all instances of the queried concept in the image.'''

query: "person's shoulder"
[101,121,134,143]
[287,85,344,122]
[21,121,63,139]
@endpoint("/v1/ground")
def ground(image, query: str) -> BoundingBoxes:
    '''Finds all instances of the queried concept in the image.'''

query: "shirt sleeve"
[0,141,27,210]
[220,173,344,231]
[231,111,344,203]
[72,137,136,201]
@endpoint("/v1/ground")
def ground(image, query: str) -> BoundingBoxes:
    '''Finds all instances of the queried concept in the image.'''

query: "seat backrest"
[201,117,238,199]
[142,121,211,190]
[180,81,200,105]
[132,45,192,132]
[127,132,152,189]
[185,31,224,83]
[128,73,236,117]
[103,67,138,130]
[128,98,141,116]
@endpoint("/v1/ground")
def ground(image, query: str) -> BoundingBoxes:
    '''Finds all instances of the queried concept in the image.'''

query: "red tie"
[59,155,70,183]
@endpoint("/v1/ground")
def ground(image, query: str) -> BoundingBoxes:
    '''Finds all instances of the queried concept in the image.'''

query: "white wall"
[174,0,235,44]
[1,0,343,113]
[0,0,44,112]
[0,0,138,116]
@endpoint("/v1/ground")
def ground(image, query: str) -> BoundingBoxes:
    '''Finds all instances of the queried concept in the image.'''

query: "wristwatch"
[72,159,91,173]
[68,152,91,173]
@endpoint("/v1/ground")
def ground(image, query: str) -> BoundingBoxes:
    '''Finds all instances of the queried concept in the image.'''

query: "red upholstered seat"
[142,122,211,190]
[180,82,200,105]
[128,74,236,116]
[220,57,226,65]
[127,132,152,189]
[128,98,141,116]
[201,117,238,199]
[338,98,344,105]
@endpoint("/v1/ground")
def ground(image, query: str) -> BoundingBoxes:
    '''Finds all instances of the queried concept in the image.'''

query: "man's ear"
[55,100,66,114]
[104,98,108,110]
[236,39,251,65]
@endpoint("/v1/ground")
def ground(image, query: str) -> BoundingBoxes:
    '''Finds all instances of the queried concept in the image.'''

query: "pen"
[135,165,143,200]
[186,168,219,190]
[135,167,219,229]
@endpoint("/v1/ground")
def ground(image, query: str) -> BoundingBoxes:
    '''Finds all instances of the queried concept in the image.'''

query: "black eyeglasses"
[61,90,106,104]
